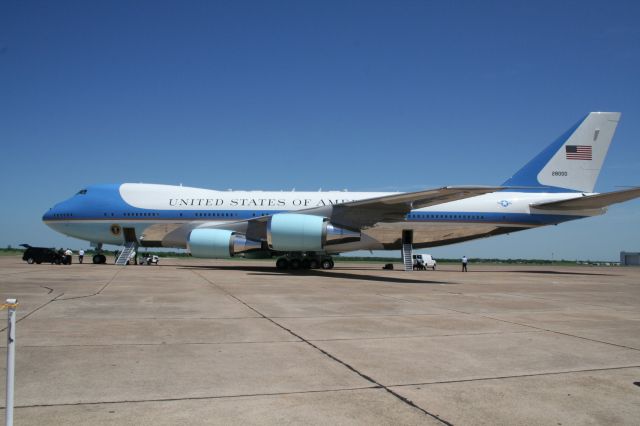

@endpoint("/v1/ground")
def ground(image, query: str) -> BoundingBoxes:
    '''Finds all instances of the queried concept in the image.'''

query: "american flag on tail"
[565,145,592,160]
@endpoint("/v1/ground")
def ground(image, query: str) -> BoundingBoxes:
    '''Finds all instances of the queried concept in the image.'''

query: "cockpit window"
[76,189,88,195]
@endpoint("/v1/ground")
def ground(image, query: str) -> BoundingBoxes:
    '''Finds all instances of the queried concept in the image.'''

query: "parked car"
[413,254,437,270]
[21,244,65,265]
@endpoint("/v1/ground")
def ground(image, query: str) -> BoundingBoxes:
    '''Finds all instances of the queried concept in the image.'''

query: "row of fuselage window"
[408,213,487,220]
[100,212,267,218]
[90,212,488,220]
[50,211,492,221]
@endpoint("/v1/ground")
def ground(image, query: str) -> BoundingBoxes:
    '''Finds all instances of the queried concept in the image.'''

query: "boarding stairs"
[402,243,413,272]
[115,242,137,266]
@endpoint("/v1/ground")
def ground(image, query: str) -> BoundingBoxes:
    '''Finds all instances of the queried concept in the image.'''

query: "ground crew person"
[461,255,468,272]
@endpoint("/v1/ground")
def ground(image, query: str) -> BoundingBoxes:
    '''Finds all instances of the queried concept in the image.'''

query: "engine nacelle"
[267,213,360,251]
[188,229,262,258]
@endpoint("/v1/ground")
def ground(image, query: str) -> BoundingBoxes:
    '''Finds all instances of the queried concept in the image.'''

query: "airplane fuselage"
[43,183,599,252]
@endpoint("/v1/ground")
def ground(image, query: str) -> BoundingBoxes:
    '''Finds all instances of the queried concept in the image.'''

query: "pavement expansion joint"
[375,293,420,303]
[7,386,382,410]
[492,291,628,311]
[17,339,304,349]
[391,364,640,388]
[480,314,640,352]
[308,329,544,343]
[268,312,451,319]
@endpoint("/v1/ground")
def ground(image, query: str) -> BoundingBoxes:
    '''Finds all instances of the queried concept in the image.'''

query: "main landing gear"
[275,255,335,271]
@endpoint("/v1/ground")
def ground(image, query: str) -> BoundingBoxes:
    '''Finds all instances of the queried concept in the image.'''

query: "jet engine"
[267,213,360,251]
[188,229,262,258]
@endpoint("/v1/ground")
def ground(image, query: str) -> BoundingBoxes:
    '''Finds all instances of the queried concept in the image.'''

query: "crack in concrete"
[54,269,122,301]
[0,294,64,333]
[0,268,121,332]
[192,270,454,426]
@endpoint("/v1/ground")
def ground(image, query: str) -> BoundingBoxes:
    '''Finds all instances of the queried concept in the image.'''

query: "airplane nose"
[43,201,67,221]
[42,208,55,221]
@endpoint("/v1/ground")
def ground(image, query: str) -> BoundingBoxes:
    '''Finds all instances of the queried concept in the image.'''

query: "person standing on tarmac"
[65,248,73,265]
[461,255,468,272]
[78,249,85,264]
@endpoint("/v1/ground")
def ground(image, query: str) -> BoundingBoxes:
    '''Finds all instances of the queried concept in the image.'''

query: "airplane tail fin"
[503,112,621,193]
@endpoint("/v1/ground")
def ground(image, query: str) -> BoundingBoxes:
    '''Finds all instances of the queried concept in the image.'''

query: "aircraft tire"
[276,258,289,270]
[289,258,301,270]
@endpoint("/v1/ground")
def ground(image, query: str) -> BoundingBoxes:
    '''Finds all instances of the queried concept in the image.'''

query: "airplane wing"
[531,187,640,211]
[319,186,504,228]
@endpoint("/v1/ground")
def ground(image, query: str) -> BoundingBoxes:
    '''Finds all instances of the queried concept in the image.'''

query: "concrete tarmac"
[1,256,639,425]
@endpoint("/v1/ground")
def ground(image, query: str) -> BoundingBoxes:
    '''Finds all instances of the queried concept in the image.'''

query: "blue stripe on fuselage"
[404,211,583,225]
[42,184,584,227]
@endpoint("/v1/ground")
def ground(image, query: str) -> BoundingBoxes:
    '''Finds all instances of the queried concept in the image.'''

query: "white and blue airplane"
[44,112,640,269]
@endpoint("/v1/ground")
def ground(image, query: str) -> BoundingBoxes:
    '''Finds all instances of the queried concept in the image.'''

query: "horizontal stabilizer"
[532,187,640,210]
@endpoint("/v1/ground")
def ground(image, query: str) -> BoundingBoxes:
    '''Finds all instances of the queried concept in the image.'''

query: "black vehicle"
[20,244,65,265]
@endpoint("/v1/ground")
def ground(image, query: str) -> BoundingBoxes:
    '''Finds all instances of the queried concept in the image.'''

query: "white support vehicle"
[139,254,160,265]
[413,254,436,270]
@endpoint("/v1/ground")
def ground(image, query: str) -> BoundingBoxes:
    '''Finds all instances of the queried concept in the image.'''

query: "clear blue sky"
[1,0,639,260]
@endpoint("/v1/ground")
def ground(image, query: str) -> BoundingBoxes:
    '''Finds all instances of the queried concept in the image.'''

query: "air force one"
[44,112,640,269]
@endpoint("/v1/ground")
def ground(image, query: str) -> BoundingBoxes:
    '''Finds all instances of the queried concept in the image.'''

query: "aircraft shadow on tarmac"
[176,265,454,285]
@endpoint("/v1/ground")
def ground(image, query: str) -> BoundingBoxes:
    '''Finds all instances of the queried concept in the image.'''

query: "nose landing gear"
[91,243,107,264]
